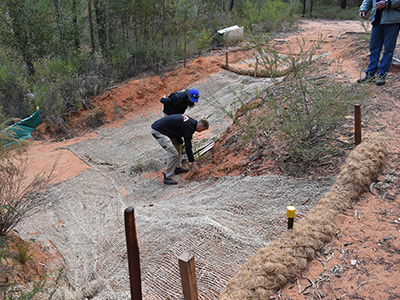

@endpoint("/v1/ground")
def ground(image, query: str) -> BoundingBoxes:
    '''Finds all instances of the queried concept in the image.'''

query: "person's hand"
[376,1,386,9]
[191,162,198,174]
[359,11,366,18]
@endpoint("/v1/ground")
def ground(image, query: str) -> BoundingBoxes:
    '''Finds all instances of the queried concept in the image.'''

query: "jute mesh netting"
[218,132,387,300]
[22,169,334,300]
[17,132,386,300]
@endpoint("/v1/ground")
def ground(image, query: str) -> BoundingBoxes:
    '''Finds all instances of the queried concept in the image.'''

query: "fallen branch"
[355,279,377,290]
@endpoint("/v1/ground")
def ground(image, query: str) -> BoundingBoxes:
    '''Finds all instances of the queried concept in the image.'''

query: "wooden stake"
[178,252,199,300]
[125,207,142,300]
[226,52,229,68]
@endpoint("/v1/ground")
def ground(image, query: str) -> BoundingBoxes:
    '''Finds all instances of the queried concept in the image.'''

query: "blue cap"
[189,89,199,103]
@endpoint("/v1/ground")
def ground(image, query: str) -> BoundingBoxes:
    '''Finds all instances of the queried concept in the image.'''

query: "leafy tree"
[0,0,57,76]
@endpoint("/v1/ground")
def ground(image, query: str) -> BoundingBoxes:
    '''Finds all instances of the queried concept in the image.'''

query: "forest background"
[0,0,363,136]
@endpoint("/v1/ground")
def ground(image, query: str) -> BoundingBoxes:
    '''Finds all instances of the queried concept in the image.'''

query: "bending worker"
[151,114,209,185]
[160,88,200,171]
[160,88,199,115]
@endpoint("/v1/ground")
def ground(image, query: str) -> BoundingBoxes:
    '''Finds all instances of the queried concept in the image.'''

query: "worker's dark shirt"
[160,89,190,115]
[151,114,197,162]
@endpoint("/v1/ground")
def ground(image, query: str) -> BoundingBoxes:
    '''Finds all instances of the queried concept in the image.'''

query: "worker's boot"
[174,167,189,174]
[163,174,178,185]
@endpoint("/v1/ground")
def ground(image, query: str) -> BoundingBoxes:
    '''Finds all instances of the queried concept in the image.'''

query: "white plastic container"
[217,25,244,43]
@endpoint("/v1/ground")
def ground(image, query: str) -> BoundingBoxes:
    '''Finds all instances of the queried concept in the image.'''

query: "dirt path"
[13,19,400,300]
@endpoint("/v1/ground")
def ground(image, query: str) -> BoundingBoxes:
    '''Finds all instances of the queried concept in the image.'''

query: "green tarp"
[6,108,42,141]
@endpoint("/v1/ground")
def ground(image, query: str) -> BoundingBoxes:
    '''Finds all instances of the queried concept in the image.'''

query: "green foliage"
[0,118,61,297]
[0,51,31,118]
[195,28,214,55]
[15,240,32,264]
[242,0,299,33]
[311,5,360,20]
[208,35,369,174]
[265,77,365,168]
[360,18,371,43]
[0,136,57,236]
[0,0,58,75]
[0,0,360,138]
[255,39,369,173]
[249,34,324,80]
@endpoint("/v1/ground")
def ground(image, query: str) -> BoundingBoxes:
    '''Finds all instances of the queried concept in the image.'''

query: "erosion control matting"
[15,69,359,300]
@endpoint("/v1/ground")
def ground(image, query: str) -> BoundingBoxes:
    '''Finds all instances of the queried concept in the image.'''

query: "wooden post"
[125,207,142,300]
[178,252,198,300]
[355,104,361,146]
[226,52,229,68]
[287,206,295,230]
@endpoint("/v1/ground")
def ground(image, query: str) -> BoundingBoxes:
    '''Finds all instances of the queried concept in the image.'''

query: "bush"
[0,152,58,236]
[0,56,31,119]
[0,111,62,298]
[0,112,58,236]
[209,34,369,174]
[311,5,360,20]
[242,0,300,33]
[256,39,369,173]
[264,76,366,171]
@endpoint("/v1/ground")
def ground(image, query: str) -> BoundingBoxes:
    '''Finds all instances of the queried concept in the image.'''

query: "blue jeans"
[366,23,400,77]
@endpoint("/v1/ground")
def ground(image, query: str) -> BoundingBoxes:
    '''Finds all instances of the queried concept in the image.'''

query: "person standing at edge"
[151,114,209,185]
[358,0,400,86]
[160,88,199,115]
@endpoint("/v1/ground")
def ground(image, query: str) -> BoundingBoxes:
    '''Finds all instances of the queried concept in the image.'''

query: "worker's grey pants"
[151,128,182,178]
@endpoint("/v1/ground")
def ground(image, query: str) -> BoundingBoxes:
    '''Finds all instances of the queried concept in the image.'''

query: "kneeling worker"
[151,114,209,185]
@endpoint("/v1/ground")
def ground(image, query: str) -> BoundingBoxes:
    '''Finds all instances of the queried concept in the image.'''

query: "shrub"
[15,239,32,264]
[311,5,360,20]
[255,38,369,173]
[0,152,58,236]
[264,76,367,172]
[0,111,58,236]
[0,110,62,299]
[242,0,299,33]
[208,34,370,174]
[0,58,31,119]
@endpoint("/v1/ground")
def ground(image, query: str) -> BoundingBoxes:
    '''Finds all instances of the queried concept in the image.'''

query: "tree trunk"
[53,0,62,28]
[302,0,307,16]
[162,0,166,49]
[94,0,108,54]
[341,0,347,9]
[310,0,314,15]
[72,0,80,49]
[24,57,35,76]
[229,0,234,11]
[88,0,96,53]
[7,0,35,75]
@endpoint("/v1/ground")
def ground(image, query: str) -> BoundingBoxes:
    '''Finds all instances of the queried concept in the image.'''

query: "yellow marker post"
[287,206,295,230]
